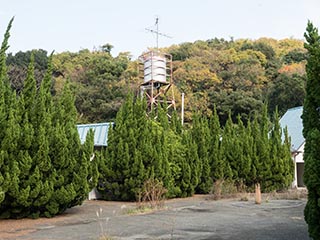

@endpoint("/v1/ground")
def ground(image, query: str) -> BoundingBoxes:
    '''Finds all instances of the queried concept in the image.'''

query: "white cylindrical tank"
[143,54,167,83]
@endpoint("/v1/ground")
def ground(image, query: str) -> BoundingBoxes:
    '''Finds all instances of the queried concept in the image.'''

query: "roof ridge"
[77,122,112,127]
[287,106,303,112]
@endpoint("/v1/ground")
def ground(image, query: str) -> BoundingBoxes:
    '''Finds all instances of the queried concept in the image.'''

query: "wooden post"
[255,183,261,204]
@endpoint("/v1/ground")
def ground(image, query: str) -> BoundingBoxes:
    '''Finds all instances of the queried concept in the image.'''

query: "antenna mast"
[145,17,171,50]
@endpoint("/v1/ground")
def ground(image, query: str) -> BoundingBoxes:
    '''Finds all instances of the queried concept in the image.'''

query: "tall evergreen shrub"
[302,21,320,239]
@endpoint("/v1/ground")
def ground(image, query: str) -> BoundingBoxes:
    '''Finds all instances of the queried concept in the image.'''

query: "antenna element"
[145,17,172,49]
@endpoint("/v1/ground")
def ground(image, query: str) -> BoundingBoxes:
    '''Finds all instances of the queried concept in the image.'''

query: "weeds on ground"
[125,179,167,215]
[210,179,247,200]
[125,205,158,215]
[264,188,307,200]
[239,195,249,201]
[137,178,167,209]
[96,207,113,240]
[98,236,113,240]
[209,180,307,202]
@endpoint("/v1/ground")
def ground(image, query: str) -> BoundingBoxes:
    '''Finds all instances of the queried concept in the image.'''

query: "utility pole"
[181,93,185,125]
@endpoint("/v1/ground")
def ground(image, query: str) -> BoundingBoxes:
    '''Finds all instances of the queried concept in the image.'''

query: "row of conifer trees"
[0,19,98,218]
[97,94,294,201]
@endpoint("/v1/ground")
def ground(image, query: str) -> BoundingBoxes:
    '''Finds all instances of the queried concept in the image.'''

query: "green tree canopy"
[302,21,320,239]
[0,19,95,218]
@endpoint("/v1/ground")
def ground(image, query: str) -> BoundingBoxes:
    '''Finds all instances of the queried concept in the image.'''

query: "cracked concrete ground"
[0,195,310,240]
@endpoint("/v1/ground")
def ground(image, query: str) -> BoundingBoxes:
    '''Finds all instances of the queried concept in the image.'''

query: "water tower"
[139,51,175,117]
[139,18,175,117]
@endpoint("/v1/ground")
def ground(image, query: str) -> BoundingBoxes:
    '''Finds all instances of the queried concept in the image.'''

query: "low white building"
[279,106,305,188]
[77,122,112,200]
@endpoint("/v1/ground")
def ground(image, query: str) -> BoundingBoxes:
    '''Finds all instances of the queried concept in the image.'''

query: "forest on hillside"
[6,37,307,124]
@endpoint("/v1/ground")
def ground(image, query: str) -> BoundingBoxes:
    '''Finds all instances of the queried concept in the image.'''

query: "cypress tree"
[219,113,235,182]
[250,115,263,190]
[249,105,272,192]
[269,108,284,191]
[236,115,252,188]
[170,110,182,135]
[5,55,39,218]
[178,154,192,197]
[153,104,170,187]
[0,18,25,217]
[0,18,13,207]
[129,148,146,198]
[209,105,226,182]
[20,53,36,117]
[0,20,95,217]
[168,133,190,197]
[182,131,199,196]
[155,102,183,197]
[99,94,144,201]
[281,127,294,186]
[83,129,97,191]
[243,120,254,187]
[190,114,212,193]
[52,81,95,208]
[0,17,13,108]
[302,21,320,239]
[0,92,22,218]
[19,55,35,151]
[258,105,272,191]
[222,113,240,180]
[269,108,294,191]
[98,125,117,200]
[99,95,182,201]
[282,127,294,188]
[201,122,211,192]
[30,56,56,217]
[157,103,169,130]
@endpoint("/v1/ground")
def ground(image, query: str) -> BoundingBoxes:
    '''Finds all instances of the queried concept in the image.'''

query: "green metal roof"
[77,122,112,146]
[279,106,304,151]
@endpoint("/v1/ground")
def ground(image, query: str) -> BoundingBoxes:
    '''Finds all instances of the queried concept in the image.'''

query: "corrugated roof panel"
[279,106,304,151]
[77,122,112,146]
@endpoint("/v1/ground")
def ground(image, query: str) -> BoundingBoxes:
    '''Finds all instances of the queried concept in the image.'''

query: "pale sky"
[0,0,319,58]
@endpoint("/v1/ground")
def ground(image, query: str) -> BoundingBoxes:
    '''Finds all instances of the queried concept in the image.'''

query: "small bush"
[137,179,167,209]
[240,195,249,201]
[211,179,223,200]
[211,179,240,200]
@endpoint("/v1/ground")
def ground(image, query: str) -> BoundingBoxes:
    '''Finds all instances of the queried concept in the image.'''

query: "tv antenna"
[145,17,172,50]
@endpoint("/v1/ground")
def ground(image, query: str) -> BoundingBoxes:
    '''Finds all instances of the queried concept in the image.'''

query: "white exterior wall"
[292,143,305,188]
[295,143,304,163]
[88,188,101,200]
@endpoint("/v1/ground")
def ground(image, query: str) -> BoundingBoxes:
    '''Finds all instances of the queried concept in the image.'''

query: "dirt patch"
[0,201,135,240]
[0,210,78,240]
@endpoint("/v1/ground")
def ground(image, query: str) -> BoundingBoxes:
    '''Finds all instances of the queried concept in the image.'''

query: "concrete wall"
[88,188,101,200]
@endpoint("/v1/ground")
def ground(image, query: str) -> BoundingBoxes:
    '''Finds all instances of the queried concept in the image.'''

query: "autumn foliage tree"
[14,36,304,125]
